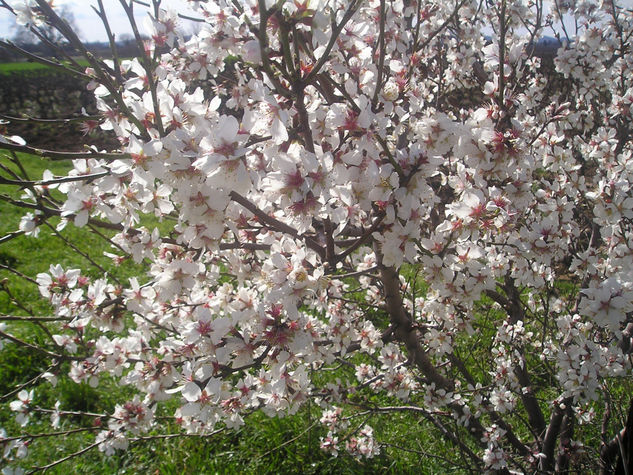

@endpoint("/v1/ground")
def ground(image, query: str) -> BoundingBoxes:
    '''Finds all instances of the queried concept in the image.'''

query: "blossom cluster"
[1,0,633,472]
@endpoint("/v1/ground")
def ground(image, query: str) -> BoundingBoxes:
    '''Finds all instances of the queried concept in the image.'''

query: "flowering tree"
[1,0,633,472]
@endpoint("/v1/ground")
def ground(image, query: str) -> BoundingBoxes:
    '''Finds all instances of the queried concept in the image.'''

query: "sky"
[0,0,198,43]
[2,0,633,44]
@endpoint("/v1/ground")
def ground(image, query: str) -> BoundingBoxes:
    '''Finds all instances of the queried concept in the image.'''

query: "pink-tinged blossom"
[9,390,33,427]
[243,94,289,145]
[36,265,81,300]
[13,1,44,27]
[4,0,633,470]
[18,211,41,237]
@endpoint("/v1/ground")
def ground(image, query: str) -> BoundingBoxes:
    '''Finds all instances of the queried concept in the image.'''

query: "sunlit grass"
[0,152,461,473]
[0,60,91,74]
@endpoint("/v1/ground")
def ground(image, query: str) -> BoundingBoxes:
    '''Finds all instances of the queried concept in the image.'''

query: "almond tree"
[1,0,633,472]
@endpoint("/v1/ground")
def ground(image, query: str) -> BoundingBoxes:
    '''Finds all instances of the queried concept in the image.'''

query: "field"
[0,61,54,73]
[4,153,630,474]
[0,59,91,74]
[0,153,458,473]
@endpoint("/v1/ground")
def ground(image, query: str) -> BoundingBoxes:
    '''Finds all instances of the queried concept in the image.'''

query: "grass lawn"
[2,150,630,473]
[0,61,53,74]
[0,152,459,474]
[0,60,91,74]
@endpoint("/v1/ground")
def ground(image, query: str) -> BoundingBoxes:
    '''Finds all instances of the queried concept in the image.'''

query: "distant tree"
[9,3,80,47]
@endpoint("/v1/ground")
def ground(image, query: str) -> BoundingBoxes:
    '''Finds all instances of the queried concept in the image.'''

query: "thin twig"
[0,140,129,161]
[254,421,320,461]
[28,442,100,474]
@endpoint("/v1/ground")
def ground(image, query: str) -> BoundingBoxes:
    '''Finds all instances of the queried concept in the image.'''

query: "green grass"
[1,408,457,474]
[0,59,91,74]
[0,61,53,73]
[2,151,629,474]
[0,154,142,315]
[0,152,459,474]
